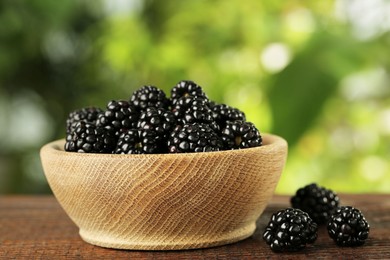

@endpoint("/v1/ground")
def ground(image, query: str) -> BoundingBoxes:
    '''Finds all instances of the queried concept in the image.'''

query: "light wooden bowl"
[40,134,287,250]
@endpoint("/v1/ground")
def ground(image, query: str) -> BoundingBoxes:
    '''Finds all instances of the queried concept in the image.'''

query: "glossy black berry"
[171,95,210,119]
[327,206,370,247]
[291,183,340,224]
[210,103,246,129]
[65,121,116,153]
[66,107,103,134]
[180,104,219,132]
[114,129,161,154]
[97,100,139,136]
[137,107,176,152]
[263,208,318,252]
[130,85,169,111]
[170,80,207,105]
[221,120,262,150]
[168,123,222,153]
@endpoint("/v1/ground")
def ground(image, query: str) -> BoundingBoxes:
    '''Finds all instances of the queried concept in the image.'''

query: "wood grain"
[1,194,389,259]
[39,134,287,250]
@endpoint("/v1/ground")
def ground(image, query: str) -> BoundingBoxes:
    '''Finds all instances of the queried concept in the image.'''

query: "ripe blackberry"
[137,107,176,151]
[171,95,210,119]
[180,104,219,132]
[168,123,222,153]
[65,121,116,153]
[170,80,207,105]
[97,100,139,136]
[221,120,262,150]
[66,107,103,134]
[263,208,318,252]
[327,206,370,247]
[114,129,162,154]
[130,85,169,111]
[211,103,246,129]
[291,183,340,224]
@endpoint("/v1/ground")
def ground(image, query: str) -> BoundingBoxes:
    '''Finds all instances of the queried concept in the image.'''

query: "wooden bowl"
[40,134,287,250]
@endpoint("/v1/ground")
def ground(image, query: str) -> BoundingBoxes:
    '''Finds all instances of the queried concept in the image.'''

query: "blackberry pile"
[64,80,262,154]
[263,183,370,253]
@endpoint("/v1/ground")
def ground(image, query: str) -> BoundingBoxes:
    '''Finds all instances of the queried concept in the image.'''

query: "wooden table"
[1,194,389,259]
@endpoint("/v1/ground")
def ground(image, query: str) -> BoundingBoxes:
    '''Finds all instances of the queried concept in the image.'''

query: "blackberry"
[168,123,222,153]
[327,206,370,247]
[114,129,161,154]
[170,80,207,105]
[97,100,139,136]
[263,208,318,252]
[221,120,262,150]
[65,121,116,153]
[171,95,210,119]
[211,103,246,129]
[291,183,340,224]
[180,104,219,132]
[137,107,176,151]
[66,107,103,134]
[130,85,169,111]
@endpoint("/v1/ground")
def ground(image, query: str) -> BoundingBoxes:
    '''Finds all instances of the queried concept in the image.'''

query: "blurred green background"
[1,0,389,194]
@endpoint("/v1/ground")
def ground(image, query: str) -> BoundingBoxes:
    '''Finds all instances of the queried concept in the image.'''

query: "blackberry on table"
[291,183,340,224]
[114,129,161,154]
[327,206,370,247]
[137,107,176,151]
[130,85,170,111]
[221,120,262,150]
[97,100,139,136]
[66,107,103,134]
[263,208,318,252]
[211,103,246,129]
[170,80,207,105]
[168,123,222,153]
[65,121,116,153]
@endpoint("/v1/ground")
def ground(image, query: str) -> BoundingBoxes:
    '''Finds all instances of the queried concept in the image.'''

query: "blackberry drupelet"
[327,206,370,247]
[211,103,246,129]
[221,120,262,150]
[137,107,176,151]
[263,208,318,252]
[66,107,103,134]
[291,183,340,224]
[168,123,222,153]
[65,121,116,153]
[97,100,139,136]
[170,80,207,105]
[171,95,210,119]
[130,85,170,111]
[114,129,161,154]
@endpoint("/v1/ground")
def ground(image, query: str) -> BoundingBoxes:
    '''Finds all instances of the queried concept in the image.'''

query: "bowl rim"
[41,133,287,159]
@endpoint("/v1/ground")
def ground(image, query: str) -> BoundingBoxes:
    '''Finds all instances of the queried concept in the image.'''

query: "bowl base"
[79,224,256,250]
